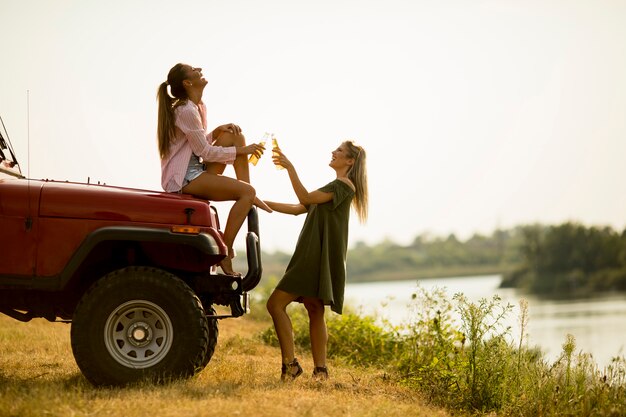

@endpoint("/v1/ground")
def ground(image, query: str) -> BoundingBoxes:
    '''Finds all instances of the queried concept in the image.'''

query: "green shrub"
[258,286,626,416]
[259,304,402,368]
[396,286,465,405]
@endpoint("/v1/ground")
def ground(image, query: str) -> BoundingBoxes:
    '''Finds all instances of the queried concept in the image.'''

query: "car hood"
[37,180,215,226]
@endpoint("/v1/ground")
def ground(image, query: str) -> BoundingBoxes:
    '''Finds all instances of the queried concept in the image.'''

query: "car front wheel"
[71,266,211,386]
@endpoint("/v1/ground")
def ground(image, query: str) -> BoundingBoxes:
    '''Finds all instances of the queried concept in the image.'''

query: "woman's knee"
[238,183,256,202]
[304,299,325,317]
[233,133,246,146]
[266,294,282,316]
[215,132,246,147]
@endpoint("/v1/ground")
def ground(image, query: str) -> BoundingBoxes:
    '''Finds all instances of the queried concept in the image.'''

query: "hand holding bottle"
[272,135,286,170]
[272,146,293,171]
[249,132,269,165]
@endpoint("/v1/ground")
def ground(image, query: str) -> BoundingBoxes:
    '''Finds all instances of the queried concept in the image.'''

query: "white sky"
[1,0,625,252]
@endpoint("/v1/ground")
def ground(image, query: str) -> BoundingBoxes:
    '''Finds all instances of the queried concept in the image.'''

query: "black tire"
[71,266,213,386]
[198,305,219,371]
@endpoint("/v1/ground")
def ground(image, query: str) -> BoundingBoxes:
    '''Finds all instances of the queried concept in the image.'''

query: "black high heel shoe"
[312,366,328,380]
[281,358,303,381]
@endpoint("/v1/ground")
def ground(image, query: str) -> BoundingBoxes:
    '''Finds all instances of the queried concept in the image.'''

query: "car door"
[0,177,39,277]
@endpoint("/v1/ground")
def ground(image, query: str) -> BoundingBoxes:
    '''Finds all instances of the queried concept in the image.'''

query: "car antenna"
[27,90,30,179]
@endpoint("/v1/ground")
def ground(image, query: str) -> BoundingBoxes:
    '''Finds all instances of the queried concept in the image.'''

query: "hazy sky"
[1,0,625,252]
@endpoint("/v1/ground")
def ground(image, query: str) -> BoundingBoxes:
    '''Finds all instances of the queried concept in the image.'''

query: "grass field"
[0,312,451,417]
[5,282,624,417]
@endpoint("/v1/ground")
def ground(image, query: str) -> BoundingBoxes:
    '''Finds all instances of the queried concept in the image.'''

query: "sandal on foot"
[312,366,328,380]
[281,358,303,381]
[218,257,241,276]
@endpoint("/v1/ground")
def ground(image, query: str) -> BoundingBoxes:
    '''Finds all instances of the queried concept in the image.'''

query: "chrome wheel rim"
[104,300,173,369]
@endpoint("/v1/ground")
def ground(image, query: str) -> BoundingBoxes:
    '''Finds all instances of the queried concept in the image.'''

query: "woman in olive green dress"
[265,141,368,381]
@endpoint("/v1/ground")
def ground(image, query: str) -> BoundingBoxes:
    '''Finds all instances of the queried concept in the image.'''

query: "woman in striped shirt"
[157,63,270,275]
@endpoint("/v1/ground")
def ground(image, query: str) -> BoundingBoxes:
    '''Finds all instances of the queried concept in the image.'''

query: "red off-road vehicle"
[0,122,262,386]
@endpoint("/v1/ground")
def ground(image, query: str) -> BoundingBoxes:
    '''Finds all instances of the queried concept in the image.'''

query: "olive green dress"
[276,179,355,314]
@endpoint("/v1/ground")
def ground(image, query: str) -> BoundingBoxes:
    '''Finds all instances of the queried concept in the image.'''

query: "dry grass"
[0,313,452,417]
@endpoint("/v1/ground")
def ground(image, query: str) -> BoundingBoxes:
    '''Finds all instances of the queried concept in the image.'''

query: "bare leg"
[303,297,328,368]
[206,131,250,183]
[266,289,299,364]
[182,172,255,275]
[206,131,272,213]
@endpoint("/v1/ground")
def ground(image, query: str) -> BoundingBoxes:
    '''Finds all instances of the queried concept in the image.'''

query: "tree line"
[344,229,524,281]
[256,227,525,283]
[500,222,626,296]
[254,221,626,296]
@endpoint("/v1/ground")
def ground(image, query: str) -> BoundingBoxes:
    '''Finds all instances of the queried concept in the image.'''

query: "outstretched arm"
[264,201,307,216]
[273,149,333,206]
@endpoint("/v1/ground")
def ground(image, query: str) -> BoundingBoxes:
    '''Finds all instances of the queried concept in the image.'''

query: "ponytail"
[344,141,368,223]
[157,82,175,159]
[156,63,190,159]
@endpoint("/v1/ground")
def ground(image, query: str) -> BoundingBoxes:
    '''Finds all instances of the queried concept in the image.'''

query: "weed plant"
[258,285,626,416]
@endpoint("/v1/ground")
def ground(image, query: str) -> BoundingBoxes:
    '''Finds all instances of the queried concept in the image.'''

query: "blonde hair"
[344,141,368,223]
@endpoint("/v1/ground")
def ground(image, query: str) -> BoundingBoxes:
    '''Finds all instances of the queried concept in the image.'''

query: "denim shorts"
[182,154,205,188]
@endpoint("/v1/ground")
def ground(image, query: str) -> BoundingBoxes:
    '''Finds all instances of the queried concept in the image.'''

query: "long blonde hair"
[157,63,189,159]
[344,141,368,223]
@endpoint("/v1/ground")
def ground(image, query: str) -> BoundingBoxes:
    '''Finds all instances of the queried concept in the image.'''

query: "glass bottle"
[272,135,284,170]
[249,132,270,165]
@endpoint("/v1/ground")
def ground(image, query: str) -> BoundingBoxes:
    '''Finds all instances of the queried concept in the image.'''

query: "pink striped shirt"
[161,100,237,192]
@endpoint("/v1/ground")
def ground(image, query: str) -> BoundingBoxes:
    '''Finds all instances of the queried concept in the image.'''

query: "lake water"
[345,275,626,368]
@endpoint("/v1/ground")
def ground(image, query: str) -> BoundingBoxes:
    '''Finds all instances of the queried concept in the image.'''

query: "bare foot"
[219,257,241,276]
[254,197,273,213]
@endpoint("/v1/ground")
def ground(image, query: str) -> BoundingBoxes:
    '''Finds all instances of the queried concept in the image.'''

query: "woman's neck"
[334,166,350,178]
[188,90,203,104]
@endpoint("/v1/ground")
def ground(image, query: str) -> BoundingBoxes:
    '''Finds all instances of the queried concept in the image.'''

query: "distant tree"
[502,222,626,296]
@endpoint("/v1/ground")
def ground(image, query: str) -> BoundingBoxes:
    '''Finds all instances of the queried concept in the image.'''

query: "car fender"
[58,226,222,289]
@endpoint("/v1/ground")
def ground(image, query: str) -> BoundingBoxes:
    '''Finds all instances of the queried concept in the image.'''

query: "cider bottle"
[249,132,269,165]
[272,135,285,170]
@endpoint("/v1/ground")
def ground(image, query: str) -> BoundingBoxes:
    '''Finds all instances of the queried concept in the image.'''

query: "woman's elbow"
[297,195,314,206]
[293,205,308,215]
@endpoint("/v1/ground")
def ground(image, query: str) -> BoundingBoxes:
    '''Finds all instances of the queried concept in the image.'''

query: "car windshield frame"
[0,116,24,179]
